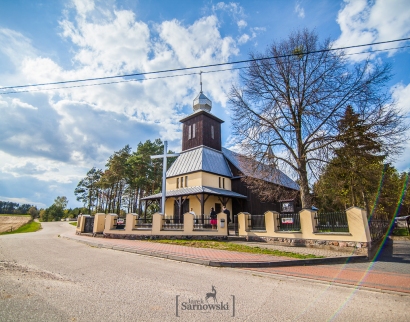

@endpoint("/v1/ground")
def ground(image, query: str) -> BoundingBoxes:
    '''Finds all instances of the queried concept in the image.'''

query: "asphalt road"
[0,222,409,322]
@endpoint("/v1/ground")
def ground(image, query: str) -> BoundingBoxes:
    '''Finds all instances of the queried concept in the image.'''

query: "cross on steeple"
[200,71,203,93]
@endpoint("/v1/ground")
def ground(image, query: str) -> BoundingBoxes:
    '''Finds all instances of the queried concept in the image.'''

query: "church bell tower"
[180,74,224,151]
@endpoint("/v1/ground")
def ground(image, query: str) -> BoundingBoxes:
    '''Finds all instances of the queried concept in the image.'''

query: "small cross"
[151,141,179,214]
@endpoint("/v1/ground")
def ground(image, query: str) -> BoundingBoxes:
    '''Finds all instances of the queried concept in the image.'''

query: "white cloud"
[0,2,241,191]
[237,19,247,28]
[0,28,36,68]
[0,196,46,208]
[213,2,245,16]
[213,2,247,32]
[392,83,410,171]
[335,0,410,60]
[392,83,410,114]
[295,3,305,18]
[11,98,37,110]
[72,0,95,16]
[0,151,81,183]
[238,34,250,44]
[0,99,8,108]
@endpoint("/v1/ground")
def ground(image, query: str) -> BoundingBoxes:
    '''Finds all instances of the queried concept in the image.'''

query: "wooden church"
[141,86,300,223]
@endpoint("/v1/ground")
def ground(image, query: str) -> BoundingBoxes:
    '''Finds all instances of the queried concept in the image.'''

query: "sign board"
[281,202,294,213]
[281,218,293,224]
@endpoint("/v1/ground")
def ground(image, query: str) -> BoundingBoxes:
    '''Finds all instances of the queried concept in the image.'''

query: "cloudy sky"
[0,0,409,209]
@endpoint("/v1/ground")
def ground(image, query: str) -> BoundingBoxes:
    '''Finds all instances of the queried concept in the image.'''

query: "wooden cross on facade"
[150,141,179,214]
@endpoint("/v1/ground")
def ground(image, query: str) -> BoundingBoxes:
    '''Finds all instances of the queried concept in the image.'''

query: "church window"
[211,125,214,139]
[185,176,188,187]
[219,177,221,188]
[188,125,192,139]
[177,178,179,188]
[181,176,184,187]
[223,178,225,189]
[192,123,196,138]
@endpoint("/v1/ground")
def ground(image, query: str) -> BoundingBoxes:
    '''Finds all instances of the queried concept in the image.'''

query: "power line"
[1,43,409,95]
[0,37,409,92]
[1,44,409,95]
[0,68,241,94]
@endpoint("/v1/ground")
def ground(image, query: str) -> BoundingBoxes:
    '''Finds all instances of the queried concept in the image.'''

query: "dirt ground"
[0,216,31,233]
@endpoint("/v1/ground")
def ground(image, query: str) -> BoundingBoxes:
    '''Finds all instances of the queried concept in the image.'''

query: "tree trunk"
[298,162,311,208]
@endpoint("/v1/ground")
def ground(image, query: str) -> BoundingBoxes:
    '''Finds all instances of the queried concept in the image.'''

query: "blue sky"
[0,0,409,209]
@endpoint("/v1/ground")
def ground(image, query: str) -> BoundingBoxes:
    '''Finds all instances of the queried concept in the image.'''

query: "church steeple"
[193,71,212,113]
[180,72,223,151]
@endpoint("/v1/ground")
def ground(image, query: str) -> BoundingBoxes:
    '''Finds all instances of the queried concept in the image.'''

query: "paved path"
[62,228,410,294]
[62,232,364,267]
[245,239,410,294]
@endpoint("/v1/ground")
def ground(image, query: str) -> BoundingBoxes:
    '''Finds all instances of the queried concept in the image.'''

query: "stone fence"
[77,212,228,238]
[76,207,380,256]
[237,207,372,255]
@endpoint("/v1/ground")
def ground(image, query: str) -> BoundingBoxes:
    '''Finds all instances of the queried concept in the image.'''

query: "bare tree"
[229,29,406,208]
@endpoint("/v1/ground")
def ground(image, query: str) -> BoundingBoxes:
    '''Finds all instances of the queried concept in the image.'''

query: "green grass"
[69,222,78,226]
[392,228,409,236]
[0,214,31,217]
[147,239,322,259]
[0,221,42,235]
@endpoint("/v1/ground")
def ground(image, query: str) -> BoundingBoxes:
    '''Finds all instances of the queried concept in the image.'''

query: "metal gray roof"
[166,146,232,178]
[193,91,212,112]
[222,147,300,191]
[141,185,247,200]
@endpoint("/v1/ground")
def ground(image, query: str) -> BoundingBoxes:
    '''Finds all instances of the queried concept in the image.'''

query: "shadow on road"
[372,239,410,264]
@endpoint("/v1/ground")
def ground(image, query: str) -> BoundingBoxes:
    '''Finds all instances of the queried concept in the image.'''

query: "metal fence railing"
[162,217,183,230]
[277,213,301,231]
[193,217,214,230]
[315,212,349,232]
[368,219,390,242]
[247,215,266,230]
[135,218,152,229]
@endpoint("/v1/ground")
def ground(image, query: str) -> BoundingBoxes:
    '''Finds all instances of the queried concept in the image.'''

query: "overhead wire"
[0,38,409,95]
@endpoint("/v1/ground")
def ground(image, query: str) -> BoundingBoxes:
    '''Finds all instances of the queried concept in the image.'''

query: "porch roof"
[141,185,247,200]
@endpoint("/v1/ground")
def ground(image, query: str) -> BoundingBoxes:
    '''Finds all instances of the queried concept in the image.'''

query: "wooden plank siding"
[181,112,223,151]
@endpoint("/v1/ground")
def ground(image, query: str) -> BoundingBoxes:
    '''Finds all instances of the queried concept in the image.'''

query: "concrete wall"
[93,213,109,234]
[76,215,90,234]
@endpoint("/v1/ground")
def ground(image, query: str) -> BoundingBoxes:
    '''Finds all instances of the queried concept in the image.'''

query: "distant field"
[0,215,31,233]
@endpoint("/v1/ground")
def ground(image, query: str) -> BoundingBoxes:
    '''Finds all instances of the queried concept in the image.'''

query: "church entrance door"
[174,198,189,224]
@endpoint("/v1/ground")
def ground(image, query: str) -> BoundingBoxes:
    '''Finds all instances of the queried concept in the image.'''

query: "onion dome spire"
[193,71,212,113]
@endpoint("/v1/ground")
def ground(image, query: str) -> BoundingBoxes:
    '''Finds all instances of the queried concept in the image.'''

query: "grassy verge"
[0,221,42,235]
[0,214,31,217]
[69,222,78,226]
[147,239,322,259]
[392,228,409,236]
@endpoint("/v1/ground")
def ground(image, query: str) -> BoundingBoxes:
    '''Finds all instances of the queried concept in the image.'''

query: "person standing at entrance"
[190,207,197,226]
[210,207,217,229]
[223,206,231,235]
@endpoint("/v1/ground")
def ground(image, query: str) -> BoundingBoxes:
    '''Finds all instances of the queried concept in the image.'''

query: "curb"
[61,235,368,268]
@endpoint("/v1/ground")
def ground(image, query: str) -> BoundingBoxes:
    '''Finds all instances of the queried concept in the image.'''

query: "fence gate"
[84,217,94,233]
